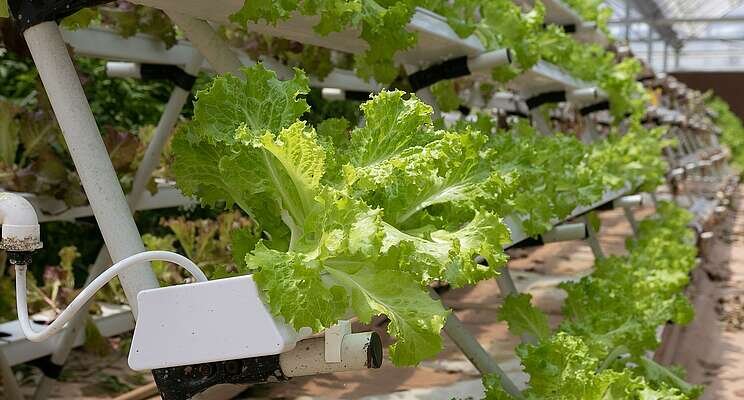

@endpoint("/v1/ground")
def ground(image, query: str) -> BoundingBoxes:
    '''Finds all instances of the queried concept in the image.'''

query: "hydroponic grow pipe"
[23,21,160,314]
[31,50,205,400]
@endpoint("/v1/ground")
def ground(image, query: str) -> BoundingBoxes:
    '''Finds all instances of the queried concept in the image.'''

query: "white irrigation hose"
[15,251,207,342]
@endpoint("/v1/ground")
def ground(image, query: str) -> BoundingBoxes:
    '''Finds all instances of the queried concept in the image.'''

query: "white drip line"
[15,251,207,343]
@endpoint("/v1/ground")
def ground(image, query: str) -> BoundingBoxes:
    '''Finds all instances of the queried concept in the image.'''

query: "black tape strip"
[562,24,577,33]
[153,355,286,400]
[140,64,197,91]
[525,91,566,110]
[8,0,109,32]
[505,110,529,118]
[508,236,545,249]
[31,356,64,379]
[580,100,610,116]
[542,23,577,33]
[344,90,372,102]
[408,56,470,92]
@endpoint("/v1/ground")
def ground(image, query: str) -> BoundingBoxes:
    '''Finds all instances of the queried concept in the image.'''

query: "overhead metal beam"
[611,16,744,25]
[625,0,683,49]
[629,37,744,43]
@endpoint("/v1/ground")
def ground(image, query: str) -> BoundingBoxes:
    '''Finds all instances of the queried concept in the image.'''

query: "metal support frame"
[582,214,605,260]
[430,289,522,398]
[30,50,205,400]
[0,351,22,400]
[622,206,639,235]
[24,21,159,315]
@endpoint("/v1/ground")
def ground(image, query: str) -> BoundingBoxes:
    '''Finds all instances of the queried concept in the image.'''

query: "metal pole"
[625,0,631,43]
[675,47,681,69]
[663,42,669,72]
[647,26,654,67]
[622,206,639,235]
[582,215,605,260]
[0,350,23,400]
[129,52,204,208]
[32,51,205,400]
[24,21,159,315]
[165,12,242,75]
[429,289,523,398]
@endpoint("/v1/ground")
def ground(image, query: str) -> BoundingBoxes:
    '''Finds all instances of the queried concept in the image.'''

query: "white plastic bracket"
[325,320,352,363]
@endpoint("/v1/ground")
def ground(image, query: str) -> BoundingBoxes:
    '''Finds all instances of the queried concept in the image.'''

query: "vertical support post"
[582,214,605,260]
[530,109,552,135]
[24,21,158,315]
[32,51,206,400]
[625,0,631,43]
[429,289,523,398]
[129,51,204,208]
[663,42,669,72]
[622,206,639,235]
[650,192,660,208]
[0,350,23,400]
[646,26,653,67]
[674,47,681,70]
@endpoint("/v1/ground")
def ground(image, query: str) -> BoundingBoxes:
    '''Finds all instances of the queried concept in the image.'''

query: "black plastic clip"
[408,56,471,92]
[579,100,610,116]
[152,355,287,400]
[525,91,566,110]
[344,90,372,102]
[8,0,109,32]
[140,64,197,91]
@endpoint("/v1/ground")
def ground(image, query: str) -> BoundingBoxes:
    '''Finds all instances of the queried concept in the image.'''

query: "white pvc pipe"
[542,223,587,243]
[280,333,382,377]
[165,12,242,75]
[614,194,644,209]
[105,62,141,79]
[24,22,160,315]
[321,88,346,101]
[467,49,512,74]
[34,53,204,398]
[16,251,207,343]
[128,51,204,209]
[0,193,41,251]
[567,87,604,104]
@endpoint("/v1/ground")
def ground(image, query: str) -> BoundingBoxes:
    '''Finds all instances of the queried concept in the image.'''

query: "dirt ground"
[6,189,744,399]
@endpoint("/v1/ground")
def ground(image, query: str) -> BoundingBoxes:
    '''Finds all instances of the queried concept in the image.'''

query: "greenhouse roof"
[605,0,744,72]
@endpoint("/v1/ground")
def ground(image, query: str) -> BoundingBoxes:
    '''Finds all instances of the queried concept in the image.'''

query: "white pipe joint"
[467,49,512,74]
[0,193,42,252]
[567,87,604,104]
[613,194,644,209]
[280,332,382,377]
[321,88,346,101]
[685,162,698,171]
[542,223,587,243]
[669,167,685,179]
[106,62,142,79]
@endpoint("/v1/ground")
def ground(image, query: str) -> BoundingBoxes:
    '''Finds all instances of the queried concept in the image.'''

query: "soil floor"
[5,188,744,399]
